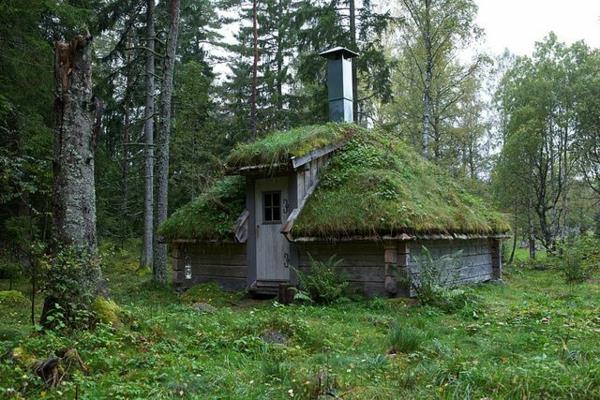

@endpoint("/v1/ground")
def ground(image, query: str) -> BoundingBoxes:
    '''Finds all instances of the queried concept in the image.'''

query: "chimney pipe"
[320,47,358,123]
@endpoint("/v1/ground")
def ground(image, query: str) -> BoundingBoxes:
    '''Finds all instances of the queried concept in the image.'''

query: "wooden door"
[255,177,290,282]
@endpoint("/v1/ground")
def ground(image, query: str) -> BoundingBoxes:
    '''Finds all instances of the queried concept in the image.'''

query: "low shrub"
[0,327,24,342]
[92,297,125,328]
[553,234,600,284]
[388,323,426,354]
[514,257,553,271]
[410,247,477,312]
[40,246,102,329]
[0,290,30,308]
[0,259,21,289]
[293,255,348,304]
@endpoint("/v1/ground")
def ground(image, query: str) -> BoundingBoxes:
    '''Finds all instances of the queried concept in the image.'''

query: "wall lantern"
[184,256,192,280]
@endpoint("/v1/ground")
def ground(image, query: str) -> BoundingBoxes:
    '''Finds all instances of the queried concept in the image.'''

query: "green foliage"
[158,176,246,240]
[41,247,102,329]
[92,297,124,328]
[411,247,477,312]
[552,234,600,284]
[168,124,509,241]
[388,323,427,353]
[385,0,486,173]
[295,127,510,237]
[0,257,21,287]
[1,240,600,399]
[0,290,29,308]
[493,35,599,250]
[170,60,231,208]
[180,282,244,307]
[226,123,357,169]
[293,255,348,304]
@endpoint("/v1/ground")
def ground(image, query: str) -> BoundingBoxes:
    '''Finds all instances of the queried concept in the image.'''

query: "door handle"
[256,224,259,238]
[284,252,290,268]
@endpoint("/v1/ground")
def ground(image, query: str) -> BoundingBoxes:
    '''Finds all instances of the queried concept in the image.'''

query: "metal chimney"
[319,47,359,123]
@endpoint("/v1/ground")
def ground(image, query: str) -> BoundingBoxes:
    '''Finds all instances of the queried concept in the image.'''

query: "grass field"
[1,243,599,399]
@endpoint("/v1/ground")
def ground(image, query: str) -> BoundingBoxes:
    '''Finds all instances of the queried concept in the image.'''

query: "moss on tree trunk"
[42,33,103,328]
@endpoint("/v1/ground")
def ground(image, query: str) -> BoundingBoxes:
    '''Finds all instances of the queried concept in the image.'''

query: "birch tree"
[494,34,584,251]
[394,0,482,158]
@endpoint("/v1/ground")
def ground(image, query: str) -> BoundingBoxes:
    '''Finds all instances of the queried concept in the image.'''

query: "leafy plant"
[410,247,475,312]
[180,282,244,307]
[0,290,29,308]
[553,234,600,284]
[293,255,348,304]
[41,246,103,329]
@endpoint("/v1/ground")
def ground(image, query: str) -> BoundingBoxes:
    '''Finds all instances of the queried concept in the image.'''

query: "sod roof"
[161,124,510,241]
[292,127,510,238]
[226,123,356,170]
[159,176,245,241]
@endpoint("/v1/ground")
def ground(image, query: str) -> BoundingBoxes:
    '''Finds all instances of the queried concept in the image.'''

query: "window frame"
[262,191,282,224]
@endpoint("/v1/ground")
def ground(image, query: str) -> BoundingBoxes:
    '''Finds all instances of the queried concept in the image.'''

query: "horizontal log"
[347,281,388,297]
[174,251,246,266]
[190,264,248,278]
[296,242,384,267]
[407,253,492,268]
[296,265,385,283]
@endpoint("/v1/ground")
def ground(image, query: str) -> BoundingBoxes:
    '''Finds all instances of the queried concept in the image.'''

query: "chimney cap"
[319,46,359,60]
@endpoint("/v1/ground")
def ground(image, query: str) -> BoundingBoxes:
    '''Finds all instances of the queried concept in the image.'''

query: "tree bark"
[154,0,181,284]
[44,33,102,326]
[121,32,133,240]
[52,33,97,252]
[250,0,259,137]
[528,203,536,260]
[141,0,155,270]
[508,224,517,264]
[422,0,433,158]
[349,0,358,123]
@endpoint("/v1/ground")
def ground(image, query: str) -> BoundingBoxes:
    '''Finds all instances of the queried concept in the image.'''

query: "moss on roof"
[226,123,356,170]
[163,124,510,241]
[293,127,510,238]
[159,176,245,241]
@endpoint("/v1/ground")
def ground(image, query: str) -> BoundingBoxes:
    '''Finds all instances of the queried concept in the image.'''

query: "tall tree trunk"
[275,0,284,125]
[154,0,181,284]
[121,32,134,240]
[141,0,155,270]
[528,204,536,260]
[250,0,259,137]
[44,33,101,325]
[52,34,97,252]
[349,0,357,123]
[508,222,517,265]
[422,0,433,158]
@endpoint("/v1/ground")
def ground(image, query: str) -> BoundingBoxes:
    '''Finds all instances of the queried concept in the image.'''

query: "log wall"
[295,238,501,297]
[407,239,495,287]
[295,241,388,297]
[170,237,501,296]
[171,242,248,291]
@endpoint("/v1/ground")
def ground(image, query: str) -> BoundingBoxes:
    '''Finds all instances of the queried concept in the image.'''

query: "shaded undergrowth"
[1,244,599,399]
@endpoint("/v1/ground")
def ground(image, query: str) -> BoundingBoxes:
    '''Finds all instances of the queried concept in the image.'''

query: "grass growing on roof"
[159,176,245,240]
[226,123,357,169]
[294,128,511,237]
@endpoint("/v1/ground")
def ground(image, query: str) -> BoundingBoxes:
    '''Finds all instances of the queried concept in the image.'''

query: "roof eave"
[287,232,511,243]
[225,162,292,176]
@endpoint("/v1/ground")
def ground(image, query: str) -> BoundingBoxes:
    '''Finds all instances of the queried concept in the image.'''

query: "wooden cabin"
[160,48,510,297]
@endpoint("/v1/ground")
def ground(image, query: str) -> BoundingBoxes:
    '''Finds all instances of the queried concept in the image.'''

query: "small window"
[263,191,282,223]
